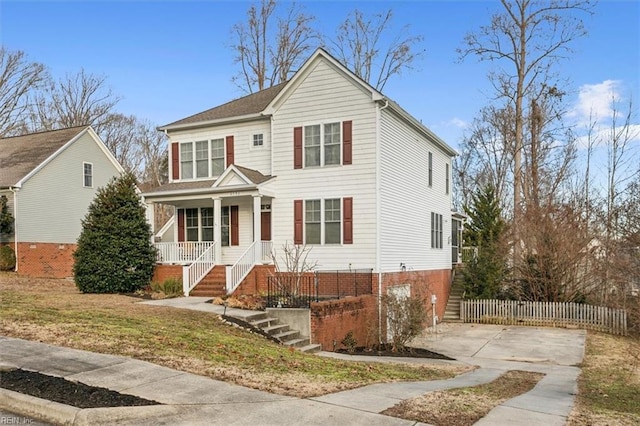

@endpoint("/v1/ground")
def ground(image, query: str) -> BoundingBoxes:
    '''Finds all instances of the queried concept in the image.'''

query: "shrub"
[73,173,156,293]
[383,289,428,352]
[150,277,183,298]
[0,245,16,271]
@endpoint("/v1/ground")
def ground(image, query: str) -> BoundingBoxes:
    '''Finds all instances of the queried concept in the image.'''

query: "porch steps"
[443,267,465,322]
[190,266,227,297]
[245,312,321,354]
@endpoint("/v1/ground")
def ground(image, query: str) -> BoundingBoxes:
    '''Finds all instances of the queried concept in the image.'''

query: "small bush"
[150,277,183,298]
[0,245,16,271]
[341,331,358,353]
[383,289,428,352]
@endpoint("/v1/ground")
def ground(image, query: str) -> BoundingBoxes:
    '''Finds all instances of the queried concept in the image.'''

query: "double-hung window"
[445,163,450,195]
[305,200,321,244]
[211,138,225,177]
[201,208,214,241]
[221,206,230,247]
[195,141,208,178]
[186,208,199,241]
[428,152,433,187]
[181,143,194,179]
[83,162,93,188]
[324,123,341,165]
[304,125,321,167]
[253,133,264,147]
[431,212,443,249]
[324,199,341,244]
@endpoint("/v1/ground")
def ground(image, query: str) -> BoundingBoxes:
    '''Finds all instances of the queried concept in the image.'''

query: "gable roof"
[159,48,456,156]
[159,82,288,130]
[0,126,89,188]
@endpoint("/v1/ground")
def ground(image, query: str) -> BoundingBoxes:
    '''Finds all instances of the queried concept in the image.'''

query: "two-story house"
[142,48,457,318]
[0,126,124,278]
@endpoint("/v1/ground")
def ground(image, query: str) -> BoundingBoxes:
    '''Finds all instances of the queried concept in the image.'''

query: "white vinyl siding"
[16,131,121,243]
[379,108,453,271]
[270,58,377,269]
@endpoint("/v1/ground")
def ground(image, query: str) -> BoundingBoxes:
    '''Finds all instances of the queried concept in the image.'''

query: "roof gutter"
[142,183,259,199]
[158,113,270,132]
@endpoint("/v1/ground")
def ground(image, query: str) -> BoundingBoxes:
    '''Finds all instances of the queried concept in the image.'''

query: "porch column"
[213,197,222,262]
[145,200,155,243]
[253,195,262,242]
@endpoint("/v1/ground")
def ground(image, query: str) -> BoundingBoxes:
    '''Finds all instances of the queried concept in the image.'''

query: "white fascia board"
[158,113,268,132]
[384,100,458,157]
[86,126,126,174]
[142,183,259,200]
[211,165,252,188]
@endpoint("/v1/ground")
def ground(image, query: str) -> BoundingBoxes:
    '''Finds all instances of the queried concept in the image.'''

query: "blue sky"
[1,0,638,157]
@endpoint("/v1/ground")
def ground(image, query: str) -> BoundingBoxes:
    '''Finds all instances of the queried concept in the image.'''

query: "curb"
[0,388,79,425]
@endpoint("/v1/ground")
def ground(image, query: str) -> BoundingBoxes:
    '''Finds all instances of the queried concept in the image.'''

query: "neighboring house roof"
[159,82,288,130]
[0,126,89,188]
[160,48,457,157]
[144,165,273,198]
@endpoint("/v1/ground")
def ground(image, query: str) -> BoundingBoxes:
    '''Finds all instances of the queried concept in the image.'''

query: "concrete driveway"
[414,323,586,366]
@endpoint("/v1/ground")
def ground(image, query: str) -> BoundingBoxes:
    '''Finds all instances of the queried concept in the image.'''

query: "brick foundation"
[233,265,275,295]
[310,295,379,351]
[153,264,183,283]
[380,269,452,320]
[16,242,76,278]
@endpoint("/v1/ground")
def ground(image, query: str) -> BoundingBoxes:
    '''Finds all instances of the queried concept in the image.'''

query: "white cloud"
[571,80,621,125]
[441,117,469,129]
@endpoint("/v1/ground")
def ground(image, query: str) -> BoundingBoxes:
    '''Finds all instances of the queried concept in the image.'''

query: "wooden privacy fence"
[461,299,628,336]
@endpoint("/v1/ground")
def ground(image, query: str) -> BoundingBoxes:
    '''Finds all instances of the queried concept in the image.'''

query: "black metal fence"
[266,269,374,308]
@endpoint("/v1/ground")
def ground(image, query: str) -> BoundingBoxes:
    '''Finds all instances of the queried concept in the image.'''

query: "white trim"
[211,165,253,188]
[158,112,268,132]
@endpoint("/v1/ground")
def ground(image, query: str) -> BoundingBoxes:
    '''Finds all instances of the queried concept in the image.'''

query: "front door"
[261,211,271,241]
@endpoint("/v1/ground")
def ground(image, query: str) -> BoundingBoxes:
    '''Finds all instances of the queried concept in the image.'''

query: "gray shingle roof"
[161,82,288,129]
[0,126,88,188]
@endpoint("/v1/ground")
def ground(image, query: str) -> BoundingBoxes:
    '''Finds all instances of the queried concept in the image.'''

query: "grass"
[0,273,469,397]
[569,331,640,425]
[382,370,544,426]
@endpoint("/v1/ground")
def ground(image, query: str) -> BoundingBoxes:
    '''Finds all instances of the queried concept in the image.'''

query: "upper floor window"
[195,141,208,178]
[211,138,225,176]
[445,163,450,195]
[305,122,341,167]
[83,162,93,188]
[180,143,193,179]
[428,152,433,187]
[294,121,351,169]
[253,134,264,147]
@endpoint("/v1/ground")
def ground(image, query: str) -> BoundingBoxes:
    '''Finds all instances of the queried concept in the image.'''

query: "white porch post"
[253,195,262,262]
[213,197,222,263]
[253,195,262,242]
[145,200,155,243]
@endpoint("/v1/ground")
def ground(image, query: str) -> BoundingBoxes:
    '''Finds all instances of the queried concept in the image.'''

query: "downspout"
[376,99,390,344]
[9,186,19,272]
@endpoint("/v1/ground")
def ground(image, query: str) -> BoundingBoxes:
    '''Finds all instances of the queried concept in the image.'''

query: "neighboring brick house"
[142,48,457,348]
[0,126,123,278]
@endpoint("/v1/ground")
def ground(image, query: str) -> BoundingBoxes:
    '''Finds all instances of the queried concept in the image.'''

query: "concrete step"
[274,330,300,341]
[298,343,322,353]
[263,323,289,335]
[284,337,310,348]
[250,317,279,328]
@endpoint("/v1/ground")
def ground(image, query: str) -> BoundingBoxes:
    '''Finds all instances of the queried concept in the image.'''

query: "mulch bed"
[0,369,161,408]
[336,345,455,360]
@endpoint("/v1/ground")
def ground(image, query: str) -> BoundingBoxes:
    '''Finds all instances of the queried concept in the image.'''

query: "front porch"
[142,165,277,296]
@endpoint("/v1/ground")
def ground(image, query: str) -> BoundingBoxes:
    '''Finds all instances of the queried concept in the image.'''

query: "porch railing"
[183,242,217,296]
[155,242,214,264]
[226,240,273,294]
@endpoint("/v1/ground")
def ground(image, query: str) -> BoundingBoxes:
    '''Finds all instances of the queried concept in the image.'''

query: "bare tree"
[0,47,48,137]
[459,0,594,264]
[29,68,120,132]
[231,0,318,93]
[332,9,424,91]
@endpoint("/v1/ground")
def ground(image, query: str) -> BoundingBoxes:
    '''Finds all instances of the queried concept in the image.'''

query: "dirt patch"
[0,369,160,408]
[382,370,544,426]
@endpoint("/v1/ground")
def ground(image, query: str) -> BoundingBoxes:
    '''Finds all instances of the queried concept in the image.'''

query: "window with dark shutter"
[177,209,185,242]
[342,121,352,165]
[293,127,303,169]
[294,200,303,244]
[231,205,239,246]
[171,143,180,180]
[343,197,353,244]
[226,136,235,167]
